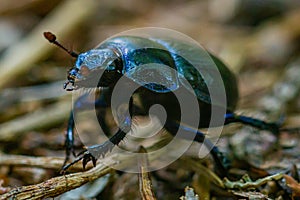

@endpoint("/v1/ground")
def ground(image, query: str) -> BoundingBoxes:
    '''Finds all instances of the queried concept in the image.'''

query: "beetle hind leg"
[224,113,280,134]
[165,121,230,177]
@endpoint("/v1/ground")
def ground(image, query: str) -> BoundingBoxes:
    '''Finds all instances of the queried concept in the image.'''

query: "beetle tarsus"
[63,142,76,165]
[60,152,86,173]
[63,80,69,89]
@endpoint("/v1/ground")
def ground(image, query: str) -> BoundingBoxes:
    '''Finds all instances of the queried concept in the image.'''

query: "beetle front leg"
[61,113,132,171]
[63,110,75,167]
[63,89,110,166]
[61,96,134,172]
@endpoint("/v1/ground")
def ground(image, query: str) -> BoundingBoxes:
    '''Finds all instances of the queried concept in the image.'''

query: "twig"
[0,160,113,199]
[0,144,169,199]
[179,157,225,188]
[223,173,284,190]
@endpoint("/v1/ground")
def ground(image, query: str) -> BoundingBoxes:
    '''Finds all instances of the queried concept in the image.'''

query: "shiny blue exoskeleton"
[44,32,279,176]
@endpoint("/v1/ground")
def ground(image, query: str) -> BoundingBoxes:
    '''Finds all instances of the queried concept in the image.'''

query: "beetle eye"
[80,65,91,77]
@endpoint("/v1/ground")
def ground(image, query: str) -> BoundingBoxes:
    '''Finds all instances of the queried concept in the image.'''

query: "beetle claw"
[60,149,97,173]
[82,157,88,170]
[92,157,97,167]
[66,88,74,91]
[82,150,97,170]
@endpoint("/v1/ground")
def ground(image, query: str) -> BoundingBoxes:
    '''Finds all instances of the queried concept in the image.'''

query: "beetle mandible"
[44,29,279,176]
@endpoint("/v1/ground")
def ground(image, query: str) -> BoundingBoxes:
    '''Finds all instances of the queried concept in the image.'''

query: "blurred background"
[0,0,300,199]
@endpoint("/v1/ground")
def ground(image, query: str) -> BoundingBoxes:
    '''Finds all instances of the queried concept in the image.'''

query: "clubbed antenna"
[43,32,79,58]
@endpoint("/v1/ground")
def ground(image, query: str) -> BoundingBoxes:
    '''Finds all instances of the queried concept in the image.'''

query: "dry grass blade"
[0,155,83,171]
[0,81,67,108]
[179,157,224,188]
[0,0,99,89]
[137,146,156,200]
[0,100,70,141]
[0,0,45,14]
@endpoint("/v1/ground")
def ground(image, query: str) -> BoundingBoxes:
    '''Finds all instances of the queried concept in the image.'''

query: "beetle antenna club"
[43,32,79,58]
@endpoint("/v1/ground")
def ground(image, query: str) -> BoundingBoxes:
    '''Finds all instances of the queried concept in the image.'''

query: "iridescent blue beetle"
[44,31,279,176]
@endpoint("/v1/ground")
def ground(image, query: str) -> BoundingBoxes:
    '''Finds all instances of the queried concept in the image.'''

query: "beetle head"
[64,48,121,91]
[43,32,122,91]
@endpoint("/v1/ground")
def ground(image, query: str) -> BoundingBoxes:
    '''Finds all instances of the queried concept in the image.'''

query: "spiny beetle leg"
[204,140,231,176]
[191,127,231,177]
[63,90,110,165]
[165,121,230,177]
[61,116,131,172]
[63,111,76,167]
[61,149,100,173]
[224,113,280,135]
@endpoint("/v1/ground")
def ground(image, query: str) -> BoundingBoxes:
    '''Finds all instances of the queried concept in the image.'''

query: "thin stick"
[138,146,157,200]
[0,152,145,199]
[0,162,113,199]
[0,155,83,172]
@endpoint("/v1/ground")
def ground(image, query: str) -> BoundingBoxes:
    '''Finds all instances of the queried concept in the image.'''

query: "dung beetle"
[44,30,279,176]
